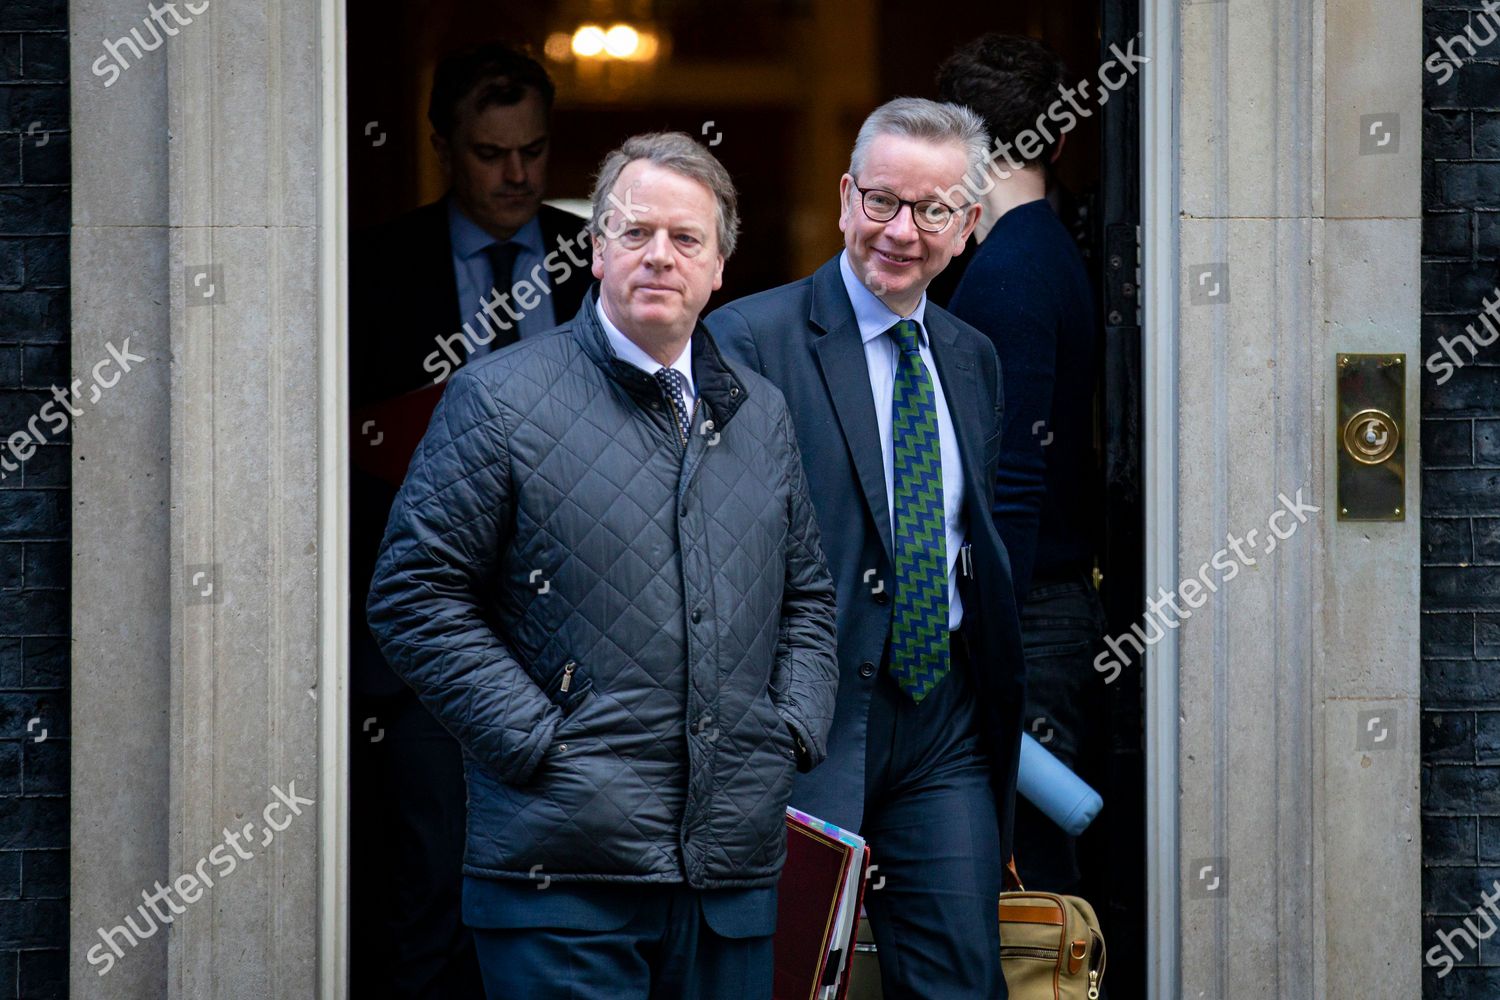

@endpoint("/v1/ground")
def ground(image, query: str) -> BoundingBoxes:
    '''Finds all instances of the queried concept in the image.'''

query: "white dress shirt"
[595,300,696,418]
[448,199,557,353]
[838,251,965,629]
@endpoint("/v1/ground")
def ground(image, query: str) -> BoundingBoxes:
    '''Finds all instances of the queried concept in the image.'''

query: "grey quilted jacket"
[367,291,839,888]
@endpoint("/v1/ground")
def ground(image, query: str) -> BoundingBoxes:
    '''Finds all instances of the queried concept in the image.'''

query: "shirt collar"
[594,300,695,397]
[447,196,546,260]
[838,250,929,348]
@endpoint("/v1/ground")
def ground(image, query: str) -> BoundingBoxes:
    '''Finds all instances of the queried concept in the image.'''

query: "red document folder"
[774,809,871,1000]
[350,382,447,487]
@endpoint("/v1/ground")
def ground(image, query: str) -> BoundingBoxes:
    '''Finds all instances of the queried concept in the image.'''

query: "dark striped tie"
[484,241,522,348]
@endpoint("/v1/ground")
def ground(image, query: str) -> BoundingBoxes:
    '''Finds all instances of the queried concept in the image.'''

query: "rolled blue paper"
[1018,732,1103,836]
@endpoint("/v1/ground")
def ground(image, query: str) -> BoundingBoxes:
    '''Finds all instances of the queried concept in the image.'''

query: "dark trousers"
[1011,575,1107,896]
[467,882,775,1000]
[861,632,1004,999]
[351,689,485,999]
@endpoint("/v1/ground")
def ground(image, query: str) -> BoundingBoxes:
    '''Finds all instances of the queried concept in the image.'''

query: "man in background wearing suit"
[348,43,588,999]
[708,97,1026,999]
[350,42,590,405]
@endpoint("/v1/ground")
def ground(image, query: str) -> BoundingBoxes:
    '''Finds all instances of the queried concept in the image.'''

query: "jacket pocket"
[540,658,594,716]
[771,715,799,765]
[755,695,798,766]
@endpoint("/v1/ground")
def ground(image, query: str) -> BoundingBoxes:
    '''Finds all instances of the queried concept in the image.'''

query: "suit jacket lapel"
[809,259,895,562]
[538,205,589,322]
[925,311,989,528]
[416,199,463,333]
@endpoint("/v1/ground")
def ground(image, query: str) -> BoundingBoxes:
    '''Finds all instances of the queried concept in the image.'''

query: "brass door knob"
[1341,408,1399,465]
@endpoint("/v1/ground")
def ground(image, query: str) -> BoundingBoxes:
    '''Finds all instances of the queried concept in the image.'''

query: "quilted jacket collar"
[570,285,749,429]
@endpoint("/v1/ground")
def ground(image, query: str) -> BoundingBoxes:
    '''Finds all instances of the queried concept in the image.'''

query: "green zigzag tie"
[887,319,949,703]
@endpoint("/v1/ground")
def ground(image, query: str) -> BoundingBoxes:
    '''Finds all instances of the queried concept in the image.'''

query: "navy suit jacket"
[706,255,1026,858]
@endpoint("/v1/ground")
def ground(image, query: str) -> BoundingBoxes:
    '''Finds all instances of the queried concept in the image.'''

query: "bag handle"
[1002,854,1025,893]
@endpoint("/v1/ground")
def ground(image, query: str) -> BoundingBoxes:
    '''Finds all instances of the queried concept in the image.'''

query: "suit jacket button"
[859,661,875,678]
[874,591,889,605]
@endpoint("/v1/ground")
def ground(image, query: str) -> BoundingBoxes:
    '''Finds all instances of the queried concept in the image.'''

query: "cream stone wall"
[1173,0,1422,997]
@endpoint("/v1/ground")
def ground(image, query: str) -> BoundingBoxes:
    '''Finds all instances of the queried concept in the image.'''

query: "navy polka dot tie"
[654,368,691,443]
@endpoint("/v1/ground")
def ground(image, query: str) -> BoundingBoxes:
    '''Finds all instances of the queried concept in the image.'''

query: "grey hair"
[588,131,740,259]
[848,97,992,200]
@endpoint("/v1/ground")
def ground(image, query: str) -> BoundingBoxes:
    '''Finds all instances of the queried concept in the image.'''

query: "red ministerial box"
[351,381,447,487]
[774,810,870,1000]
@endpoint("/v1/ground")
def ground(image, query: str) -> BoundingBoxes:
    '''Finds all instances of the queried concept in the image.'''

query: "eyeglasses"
[851,182,960,234]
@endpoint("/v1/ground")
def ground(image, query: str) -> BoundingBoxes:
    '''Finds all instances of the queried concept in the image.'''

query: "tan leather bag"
[998,859,1106,1000]
[846,860,1106,1000]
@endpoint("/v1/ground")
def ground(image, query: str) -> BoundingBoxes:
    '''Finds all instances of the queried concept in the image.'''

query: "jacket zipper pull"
[675,397,692,448]
[560,661,576,694]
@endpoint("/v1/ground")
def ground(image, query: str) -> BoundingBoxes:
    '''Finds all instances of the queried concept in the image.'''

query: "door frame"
[314,0,1180,995]
[1139,0,1180,996]
[318,0,352,993]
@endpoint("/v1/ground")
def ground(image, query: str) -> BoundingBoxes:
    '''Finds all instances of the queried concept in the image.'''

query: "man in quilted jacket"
[367,131,840,1000]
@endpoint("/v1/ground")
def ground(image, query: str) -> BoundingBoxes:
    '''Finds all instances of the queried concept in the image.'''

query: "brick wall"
[0,0,69,997]
[1422,1,1500,997]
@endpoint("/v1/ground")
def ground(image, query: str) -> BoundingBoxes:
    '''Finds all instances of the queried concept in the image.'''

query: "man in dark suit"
[707,97,1026,999]
[348,43,589,999]
[350,43,590,408]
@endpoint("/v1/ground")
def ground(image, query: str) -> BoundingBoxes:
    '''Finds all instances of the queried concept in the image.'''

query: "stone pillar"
[70,0,333,995]
[1171,0,1422,996]
[70,0,172,994]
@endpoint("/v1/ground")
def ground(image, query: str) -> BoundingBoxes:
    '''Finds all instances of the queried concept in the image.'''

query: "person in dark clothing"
[348,42,589,1000]
[946,199,1095,602]
[938,35,1105,899]
[367,131,839,1000]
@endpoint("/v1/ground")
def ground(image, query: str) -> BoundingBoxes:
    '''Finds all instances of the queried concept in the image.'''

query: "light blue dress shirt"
[838,251,965,630]
[448,199,557,355]
[595,300,696,417]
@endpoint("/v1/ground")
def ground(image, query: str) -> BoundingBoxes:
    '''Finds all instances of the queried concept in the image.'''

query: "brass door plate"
[1336,354,1405,521]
